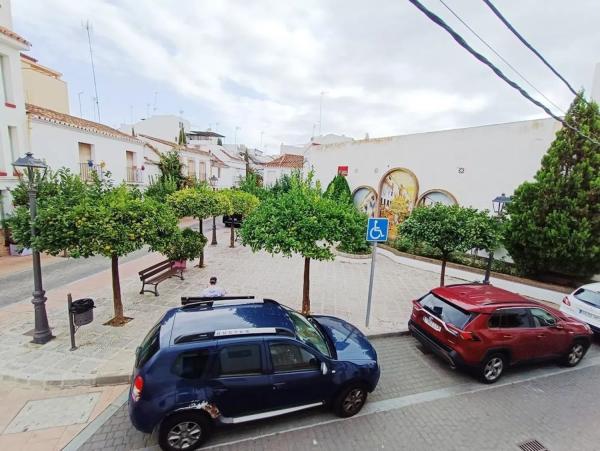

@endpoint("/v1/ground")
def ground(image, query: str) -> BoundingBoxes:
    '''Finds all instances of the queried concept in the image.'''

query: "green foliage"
[158,150,186,189]
[269,173,294,197]
[177,123,187,145]
[151,227,206,262]
[324,174,352,205]
[504,93,600,278]
[466,210,504,253]
[167,187,227,219]
[337,209,371,254]
[144,175,178,202]
[221,189,260,217]
[238,172,268,199]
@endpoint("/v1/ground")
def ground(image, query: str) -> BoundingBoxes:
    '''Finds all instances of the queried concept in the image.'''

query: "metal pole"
[29,187,53,344]
[68,293,77,351]
[483,251,494,284]
[365,242,378,327]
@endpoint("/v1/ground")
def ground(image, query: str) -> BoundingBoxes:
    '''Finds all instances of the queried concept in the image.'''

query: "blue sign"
[366,217,389,242]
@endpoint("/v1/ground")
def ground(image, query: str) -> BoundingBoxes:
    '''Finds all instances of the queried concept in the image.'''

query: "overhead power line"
[438,0,565,113]
[406,0,600,146]
[481,0,578,97]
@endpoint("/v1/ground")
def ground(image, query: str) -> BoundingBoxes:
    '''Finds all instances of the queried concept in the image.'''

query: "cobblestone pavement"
[0,227,463,386]
[75,335,600,451]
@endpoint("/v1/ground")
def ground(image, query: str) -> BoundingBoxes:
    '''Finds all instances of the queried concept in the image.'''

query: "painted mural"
[379,168,419,238]
[352,186,378,218]
[417,190,457,207]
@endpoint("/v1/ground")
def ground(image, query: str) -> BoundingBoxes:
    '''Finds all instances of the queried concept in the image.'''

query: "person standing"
[201,276,227,297]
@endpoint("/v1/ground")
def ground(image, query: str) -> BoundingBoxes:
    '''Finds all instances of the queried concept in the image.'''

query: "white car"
[560,282,600,333]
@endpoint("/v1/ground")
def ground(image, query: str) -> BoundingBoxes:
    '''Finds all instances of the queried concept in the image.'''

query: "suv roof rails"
[180,295,256,307]
[174,326,295,344]
[443,282,484,288]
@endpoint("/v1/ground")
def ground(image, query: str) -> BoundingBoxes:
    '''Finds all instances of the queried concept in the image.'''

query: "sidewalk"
[0,253,62,278]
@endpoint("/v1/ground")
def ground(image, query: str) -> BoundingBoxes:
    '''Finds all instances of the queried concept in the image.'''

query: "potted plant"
[162,228,206,268]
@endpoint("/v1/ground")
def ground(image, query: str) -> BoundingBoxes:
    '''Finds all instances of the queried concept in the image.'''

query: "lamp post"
[12,152,53,344]
[209,175,218,246]
[484,193,512,284]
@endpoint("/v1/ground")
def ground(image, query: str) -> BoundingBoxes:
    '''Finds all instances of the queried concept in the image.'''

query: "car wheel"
[158,412,211,451]
[480,353,506,384]
[562,340,588,367]
[333,384,368,418]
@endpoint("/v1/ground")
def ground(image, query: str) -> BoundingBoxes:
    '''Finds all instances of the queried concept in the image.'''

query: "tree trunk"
[198,219,205,267]
[211,216,217,245]
[230,222,235,248]
[302,257,311,314]
[111,254,123,321]
[440,257,447,286]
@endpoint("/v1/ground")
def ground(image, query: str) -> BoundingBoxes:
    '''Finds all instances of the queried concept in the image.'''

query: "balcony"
[126,166,142,184]
[79,162,104,182]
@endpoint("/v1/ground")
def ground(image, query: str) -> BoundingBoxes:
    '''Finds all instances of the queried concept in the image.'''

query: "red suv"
[409,283,593,383]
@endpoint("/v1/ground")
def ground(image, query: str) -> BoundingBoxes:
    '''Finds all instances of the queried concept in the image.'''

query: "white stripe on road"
[199,355,600,450]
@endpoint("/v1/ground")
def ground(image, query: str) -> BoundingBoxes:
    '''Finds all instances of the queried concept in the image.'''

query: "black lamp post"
[12,152,54,344]
[484,193,512,284]
[209,175,219,246]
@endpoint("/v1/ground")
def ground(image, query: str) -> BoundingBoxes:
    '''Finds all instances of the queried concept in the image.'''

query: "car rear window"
[574,288,600,308]
[135,323,160,369]
[173,350,211,379]
[419,293,473,329]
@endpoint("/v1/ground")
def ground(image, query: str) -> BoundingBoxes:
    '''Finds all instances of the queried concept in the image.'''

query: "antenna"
[83,21,101,121]
[77,91,84,118]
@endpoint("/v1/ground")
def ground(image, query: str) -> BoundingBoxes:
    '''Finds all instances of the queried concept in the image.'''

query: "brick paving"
[0,227,463,387]
[75,335,600,451]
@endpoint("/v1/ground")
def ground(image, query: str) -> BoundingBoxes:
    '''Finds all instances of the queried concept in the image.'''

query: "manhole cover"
[518,439,549,451]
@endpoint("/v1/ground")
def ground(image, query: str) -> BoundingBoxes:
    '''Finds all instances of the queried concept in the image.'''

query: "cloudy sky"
[12,0,600,153]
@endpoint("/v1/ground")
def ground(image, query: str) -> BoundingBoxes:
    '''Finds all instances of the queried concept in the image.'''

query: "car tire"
[333,383,368,418]
[158,412,211,451]
[561,340,588,367]
[479,353,506,384]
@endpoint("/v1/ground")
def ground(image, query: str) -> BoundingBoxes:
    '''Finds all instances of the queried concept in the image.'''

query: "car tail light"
[562,296,571,306]
[458,330,480,341]
[132,375,143,402]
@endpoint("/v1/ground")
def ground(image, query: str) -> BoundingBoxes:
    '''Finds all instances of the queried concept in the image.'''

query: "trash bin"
[69,298,95,326]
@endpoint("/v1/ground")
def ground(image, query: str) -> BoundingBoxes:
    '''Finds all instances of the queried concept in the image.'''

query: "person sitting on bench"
[201,276,227,297]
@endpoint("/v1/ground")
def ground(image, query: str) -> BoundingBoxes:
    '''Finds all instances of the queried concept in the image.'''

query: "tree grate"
[518,439,549,451]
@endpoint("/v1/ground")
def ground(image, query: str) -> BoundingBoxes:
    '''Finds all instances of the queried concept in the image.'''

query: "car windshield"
[574,288,600,308]
[286,309,331,357]
[419,293,473,329]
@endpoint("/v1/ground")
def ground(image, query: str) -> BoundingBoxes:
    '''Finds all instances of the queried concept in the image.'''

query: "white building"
[119,115,190,143]
[263,153,304,186]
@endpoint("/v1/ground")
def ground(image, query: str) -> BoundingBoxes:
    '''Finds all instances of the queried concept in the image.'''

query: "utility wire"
[438,0,565,114]
[407,0,600,146]
[481,0,578,97]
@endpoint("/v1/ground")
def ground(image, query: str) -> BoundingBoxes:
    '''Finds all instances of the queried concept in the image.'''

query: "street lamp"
[484,193,512,284]
[12,152,54,344]
[209,175,219,246]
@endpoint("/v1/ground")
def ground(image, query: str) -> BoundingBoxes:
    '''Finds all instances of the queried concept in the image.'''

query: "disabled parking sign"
[366,217,389,242]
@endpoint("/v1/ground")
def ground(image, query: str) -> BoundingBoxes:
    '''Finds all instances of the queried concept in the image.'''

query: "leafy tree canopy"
[324,174,352,205]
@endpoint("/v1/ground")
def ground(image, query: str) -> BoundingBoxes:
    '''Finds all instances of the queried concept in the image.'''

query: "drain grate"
[518,439,549,451]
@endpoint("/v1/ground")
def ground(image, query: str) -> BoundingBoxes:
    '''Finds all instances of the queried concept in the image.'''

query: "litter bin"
[69,298,95,326]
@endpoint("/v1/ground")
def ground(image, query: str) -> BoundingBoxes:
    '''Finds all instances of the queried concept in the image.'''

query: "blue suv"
[129,296,380,450]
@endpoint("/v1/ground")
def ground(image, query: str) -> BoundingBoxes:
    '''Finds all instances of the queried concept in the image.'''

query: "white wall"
[28,119,146,185]
[120,115,190,143]
[307,118,561,211]
[263,167,294,186]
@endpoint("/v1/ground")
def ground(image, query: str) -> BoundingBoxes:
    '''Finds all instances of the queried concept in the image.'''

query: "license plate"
[579,309,600,321]
[423,315,441,332]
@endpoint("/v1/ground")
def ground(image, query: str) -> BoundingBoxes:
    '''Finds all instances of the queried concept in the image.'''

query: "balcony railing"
[79,162,104,181]
[126,166,142,184]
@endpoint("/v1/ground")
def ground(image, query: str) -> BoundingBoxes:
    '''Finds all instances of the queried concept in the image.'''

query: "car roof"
[575,282,600,293]
[167,299,295,346]
[431,283,538,313]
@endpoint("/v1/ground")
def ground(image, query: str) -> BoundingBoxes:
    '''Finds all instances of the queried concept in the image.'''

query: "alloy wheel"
[167,421,202,450]
[568,344,584,365]
[343,388,366,414]
[484,357,503,381]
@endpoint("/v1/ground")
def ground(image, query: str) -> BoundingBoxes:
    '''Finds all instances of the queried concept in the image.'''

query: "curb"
[0,373,131,389]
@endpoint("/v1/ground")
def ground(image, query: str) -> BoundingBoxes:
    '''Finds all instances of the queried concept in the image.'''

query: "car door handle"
[272,382,286,390]
[213,388,228,394]
[537,334,546,338]
[502,335,512,339]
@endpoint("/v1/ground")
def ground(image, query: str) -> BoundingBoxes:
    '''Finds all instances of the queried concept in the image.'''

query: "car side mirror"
[554,323,564,330]
[321,361,329,375]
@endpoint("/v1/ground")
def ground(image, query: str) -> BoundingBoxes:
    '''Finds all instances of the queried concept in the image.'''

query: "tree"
[221,190,260,247]
[324,174,352,205]
[144,175,178,203]
[400,204,477,286]
[504,93,600,278]
[238,172,267,199]
[177,122,187,146]
[239,173,357,314]
[158,150,186,189]
[209,191,231,246]
[466,211,504,282]
[151,227,206,263]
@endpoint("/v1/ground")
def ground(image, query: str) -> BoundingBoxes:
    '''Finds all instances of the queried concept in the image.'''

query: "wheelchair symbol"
[368,219,387,241]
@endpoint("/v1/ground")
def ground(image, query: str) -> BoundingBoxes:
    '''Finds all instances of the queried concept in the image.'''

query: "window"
[218,344,262,377]
[270,343,319,373]
[135,323,161,368]
[530,308,556,328]
[199,162,206,181]
[488,309,531,328]
[173,350,211,379]
[574,288,600,308]
[0,54,12,103]
[419,293,473,329]
[286,308,331,357]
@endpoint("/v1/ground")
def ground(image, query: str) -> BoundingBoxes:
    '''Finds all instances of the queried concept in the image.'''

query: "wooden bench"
[139,260,184,296]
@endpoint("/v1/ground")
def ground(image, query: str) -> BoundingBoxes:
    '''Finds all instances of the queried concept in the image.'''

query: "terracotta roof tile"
[138,134,211,157]
[0,26,31,47]
[26,104,142,143]
[264,153,304,168]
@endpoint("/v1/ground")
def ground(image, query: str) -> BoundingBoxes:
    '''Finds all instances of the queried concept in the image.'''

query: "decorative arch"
[377,167,419,238]
[352,185,378,218]
[416,189,458,207]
